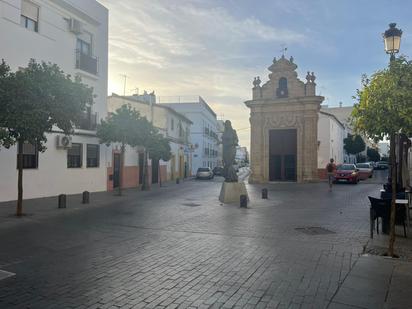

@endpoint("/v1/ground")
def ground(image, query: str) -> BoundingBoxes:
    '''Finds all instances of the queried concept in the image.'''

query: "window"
[276,77,288,98]
[77,32,92,55]
[21,0,39,32]
[86,144,99,167]
[17,142,38,169]
[67,143,82,168]
[179,122,183,137]
[77,38,91,56]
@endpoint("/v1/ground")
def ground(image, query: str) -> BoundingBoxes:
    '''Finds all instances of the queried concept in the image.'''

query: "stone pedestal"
[219,182,248,203]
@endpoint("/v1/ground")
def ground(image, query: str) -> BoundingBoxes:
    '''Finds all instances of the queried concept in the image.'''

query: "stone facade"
[245,56,324,183]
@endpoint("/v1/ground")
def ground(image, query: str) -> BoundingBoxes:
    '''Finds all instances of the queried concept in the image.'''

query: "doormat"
[0,269,15,281]
[295,227,335,235]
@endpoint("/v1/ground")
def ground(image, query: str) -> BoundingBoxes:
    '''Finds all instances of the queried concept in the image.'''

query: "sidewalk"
[328,255,412,309]
[329,226,412,308]
[0,178,192,230]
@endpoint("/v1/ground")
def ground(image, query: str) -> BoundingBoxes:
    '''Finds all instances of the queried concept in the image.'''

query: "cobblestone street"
[0,172,407,308]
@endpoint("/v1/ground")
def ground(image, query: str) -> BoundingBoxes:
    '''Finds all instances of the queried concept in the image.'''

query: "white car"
[196,167,214,180]
[356,163,373,179]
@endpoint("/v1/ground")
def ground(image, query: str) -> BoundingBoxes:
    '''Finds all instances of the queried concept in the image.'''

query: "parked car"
[196,167,214,180]
[356,163,373,179]
[213,166,224,176]
[334,164,359,184]
[376,161,389,170]
[367,161,377,169]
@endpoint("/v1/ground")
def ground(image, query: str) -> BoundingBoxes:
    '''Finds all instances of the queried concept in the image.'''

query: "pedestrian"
[326,158,336,192]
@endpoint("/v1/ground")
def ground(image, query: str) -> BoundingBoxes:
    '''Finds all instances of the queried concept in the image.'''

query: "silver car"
[196,167,214,180]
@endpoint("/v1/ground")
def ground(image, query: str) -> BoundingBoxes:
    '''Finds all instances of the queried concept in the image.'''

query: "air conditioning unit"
[56,135,72,149]
[69,18,82,34]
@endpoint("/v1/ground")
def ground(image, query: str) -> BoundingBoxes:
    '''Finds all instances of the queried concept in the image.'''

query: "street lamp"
[383,23,402,61]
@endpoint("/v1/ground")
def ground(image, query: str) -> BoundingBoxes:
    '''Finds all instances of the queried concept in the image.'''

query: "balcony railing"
[75,50,98,75]
[78,111,97,131]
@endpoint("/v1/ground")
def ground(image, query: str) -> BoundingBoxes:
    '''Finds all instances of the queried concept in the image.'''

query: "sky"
[99,0,412,149]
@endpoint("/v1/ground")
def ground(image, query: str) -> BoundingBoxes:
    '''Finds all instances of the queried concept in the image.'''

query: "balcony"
[78,111,97,131]
[75,50,98,75]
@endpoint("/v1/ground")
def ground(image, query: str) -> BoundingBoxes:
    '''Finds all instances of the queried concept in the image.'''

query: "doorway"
[152,159,159,184]
[113,153,121,188]
[269,129,297,181]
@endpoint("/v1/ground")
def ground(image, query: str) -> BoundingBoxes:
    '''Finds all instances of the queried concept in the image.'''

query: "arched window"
[276,77,288,98]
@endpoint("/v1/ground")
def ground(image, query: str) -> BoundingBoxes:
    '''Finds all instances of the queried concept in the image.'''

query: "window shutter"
[21,0,39,22]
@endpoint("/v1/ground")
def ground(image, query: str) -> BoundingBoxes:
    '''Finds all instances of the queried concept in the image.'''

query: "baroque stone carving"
[263,113,303,129]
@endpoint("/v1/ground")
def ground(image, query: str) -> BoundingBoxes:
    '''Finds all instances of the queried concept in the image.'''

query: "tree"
[367,147,381,162]
[97,104,171,194]
[0,59,94,216]
[352,56,412,257]
[343,134,366,157]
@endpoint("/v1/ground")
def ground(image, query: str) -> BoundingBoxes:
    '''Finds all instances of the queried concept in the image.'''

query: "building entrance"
[269,129,297,181]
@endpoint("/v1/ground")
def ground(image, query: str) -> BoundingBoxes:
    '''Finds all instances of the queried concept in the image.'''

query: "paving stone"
[0,174,398,308]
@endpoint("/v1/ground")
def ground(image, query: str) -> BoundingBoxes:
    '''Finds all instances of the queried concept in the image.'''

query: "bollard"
[58,194,66,209]
[82,191,90,204]
[262,188,268,199]
[176,178,180,184]
[240,194,247,208]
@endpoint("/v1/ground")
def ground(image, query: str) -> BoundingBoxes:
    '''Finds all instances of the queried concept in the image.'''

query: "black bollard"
[176,178,180,184]
[82,191,90,204]
[58,194,66,209]
[262,188,268,199]
[240,194,247,208]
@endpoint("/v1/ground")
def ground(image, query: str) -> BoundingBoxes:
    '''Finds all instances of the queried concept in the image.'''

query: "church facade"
[245,56,324,183]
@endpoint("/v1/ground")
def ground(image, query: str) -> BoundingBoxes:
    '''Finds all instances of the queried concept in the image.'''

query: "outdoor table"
[378,199,409,235]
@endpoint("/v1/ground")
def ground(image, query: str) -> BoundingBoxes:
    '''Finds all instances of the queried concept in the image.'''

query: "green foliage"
[352,56,412,140]
[147,132,172,162]
[0,59,94,149]
[97,104,171,161]
[343,134,366,155]
[366,147,380,162]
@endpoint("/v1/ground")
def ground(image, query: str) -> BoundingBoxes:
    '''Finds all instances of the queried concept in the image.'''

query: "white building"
[160,97,220,175]
[317,111,345,170]
[0,0,108,202]
[235,146,249,163]
[216,120,225,167]
[107,94,192,188]
[378,142,389,158]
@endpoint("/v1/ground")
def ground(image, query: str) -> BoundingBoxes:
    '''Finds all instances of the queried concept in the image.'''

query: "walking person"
[326,158,336,192]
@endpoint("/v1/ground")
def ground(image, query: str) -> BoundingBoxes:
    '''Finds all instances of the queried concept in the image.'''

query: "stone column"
[249,111,264,183]
[303,112,319,181]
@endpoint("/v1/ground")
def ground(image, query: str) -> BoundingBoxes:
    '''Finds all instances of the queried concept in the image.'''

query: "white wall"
[0,133,108,201]
[0,0,108,201]
[164,101,219,174]
[317,113,345,168]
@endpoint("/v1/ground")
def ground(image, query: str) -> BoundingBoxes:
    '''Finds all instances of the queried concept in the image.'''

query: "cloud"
[101,0,305,69]
[100,0,307,147]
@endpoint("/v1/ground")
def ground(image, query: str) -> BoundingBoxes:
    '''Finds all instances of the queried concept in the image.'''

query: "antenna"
[119,74,128,96]
[131,87,139,95]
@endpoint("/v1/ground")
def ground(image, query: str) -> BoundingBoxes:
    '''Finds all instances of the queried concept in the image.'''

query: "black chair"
[368,196,407,238]
[368,196,389,238]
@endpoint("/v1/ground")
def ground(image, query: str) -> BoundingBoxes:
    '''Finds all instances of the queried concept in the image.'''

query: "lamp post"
[383,23,403,257]
[383,23,402,61]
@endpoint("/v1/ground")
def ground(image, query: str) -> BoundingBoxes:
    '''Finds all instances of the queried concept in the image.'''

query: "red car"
[334,164,359,184]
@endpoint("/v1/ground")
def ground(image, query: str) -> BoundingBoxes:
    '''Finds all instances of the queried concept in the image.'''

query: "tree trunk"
[141,150,149,191]
[117,143,125,196]
[16,140,23,217]
[388,134,397,257]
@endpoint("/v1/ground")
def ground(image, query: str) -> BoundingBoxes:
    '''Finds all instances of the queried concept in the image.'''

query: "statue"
[222,120,238,182]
